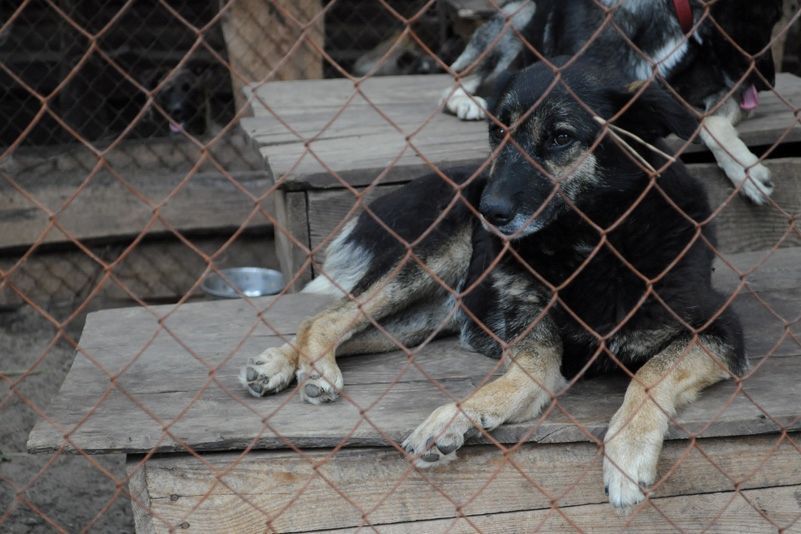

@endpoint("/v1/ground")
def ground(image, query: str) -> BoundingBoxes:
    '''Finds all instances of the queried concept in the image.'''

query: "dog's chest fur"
[462,169,714,377]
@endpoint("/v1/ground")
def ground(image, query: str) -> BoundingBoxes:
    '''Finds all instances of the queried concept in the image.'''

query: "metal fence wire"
[2,0,801,532]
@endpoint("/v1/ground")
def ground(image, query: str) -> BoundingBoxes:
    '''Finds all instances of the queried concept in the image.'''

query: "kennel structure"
[27,73,801,532]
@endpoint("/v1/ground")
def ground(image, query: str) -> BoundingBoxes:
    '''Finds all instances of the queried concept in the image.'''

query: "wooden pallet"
[27,247,801,531]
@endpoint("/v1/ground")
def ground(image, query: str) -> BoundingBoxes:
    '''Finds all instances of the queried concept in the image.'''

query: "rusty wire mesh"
[2,0,801,532]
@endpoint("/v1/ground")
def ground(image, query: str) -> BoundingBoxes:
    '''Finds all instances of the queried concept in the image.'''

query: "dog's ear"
[608,81,698,140]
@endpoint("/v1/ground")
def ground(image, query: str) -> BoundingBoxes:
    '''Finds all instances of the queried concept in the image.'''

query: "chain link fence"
[2,0,801,532]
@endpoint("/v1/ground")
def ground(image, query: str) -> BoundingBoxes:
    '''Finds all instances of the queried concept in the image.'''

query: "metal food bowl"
[201,267,284,299]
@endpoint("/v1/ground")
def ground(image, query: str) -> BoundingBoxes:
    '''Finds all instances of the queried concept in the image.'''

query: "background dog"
[442,0,783,204]
[241,57,744,509]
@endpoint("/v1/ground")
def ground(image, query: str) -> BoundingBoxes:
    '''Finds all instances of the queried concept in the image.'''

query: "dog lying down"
[441,0,782,205]
[241,58,744,509]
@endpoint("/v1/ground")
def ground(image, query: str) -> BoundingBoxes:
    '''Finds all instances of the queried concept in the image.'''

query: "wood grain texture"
[695,159,801,254]
[1,134,269,250]
[0,230,279,308]
[272,190,312,291]
[222,0,323,111]
[243,73,801,190]
[128,463,157,534]
[27,248,801,455]
[322,485,801,533]
[128,433,801,533]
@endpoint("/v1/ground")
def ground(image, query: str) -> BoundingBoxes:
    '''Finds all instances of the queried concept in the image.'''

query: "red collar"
[672,0,693,33]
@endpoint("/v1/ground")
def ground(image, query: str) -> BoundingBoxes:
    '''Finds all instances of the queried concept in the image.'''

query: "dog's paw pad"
[297,365,343,405]
[239,348,296,398]
[401,403,479,467]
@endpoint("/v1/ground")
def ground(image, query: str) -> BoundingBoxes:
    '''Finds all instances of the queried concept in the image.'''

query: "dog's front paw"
[739,162,774,205]
[441,87,487,121]
[402,403,486,467]
[297,360,343,405]
[240,346,296,398]
[603,421,662,509]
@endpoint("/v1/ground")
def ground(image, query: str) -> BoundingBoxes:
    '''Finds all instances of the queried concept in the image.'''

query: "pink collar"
[672,0,693,33]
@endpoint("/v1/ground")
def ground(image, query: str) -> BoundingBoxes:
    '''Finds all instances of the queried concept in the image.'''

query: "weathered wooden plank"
[0,230,280,308]
[222,0,324,111]
[244,73,801,189]
[129,433,801,533]
[0,168,272,250]
[322,485,801,533]
[128,463,157,534]
[696,159,801,253]
[26,247,801,454]
[302,159,801,259]
[272,190,313,290]
[1,132,272,250]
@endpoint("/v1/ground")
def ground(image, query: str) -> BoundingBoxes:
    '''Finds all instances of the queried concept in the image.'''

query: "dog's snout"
[481,196,514,227]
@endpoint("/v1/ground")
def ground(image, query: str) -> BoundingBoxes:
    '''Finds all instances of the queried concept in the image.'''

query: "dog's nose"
[481,198,514,227]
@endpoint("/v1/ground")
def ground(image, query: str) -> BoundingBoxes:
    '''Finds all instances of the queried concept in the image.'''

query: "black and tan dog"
[442,0,783,204]
[240,58,744,508]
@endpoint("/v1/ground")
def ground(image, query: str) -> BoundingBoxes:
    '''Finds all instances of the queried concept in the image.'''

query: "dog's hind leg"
[402,316,565,466]
[700,97,774,204]
[603,334,739,508]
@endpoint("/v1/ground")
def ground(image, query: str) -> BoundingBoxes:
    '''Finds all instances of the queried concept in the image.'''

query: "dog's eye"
[492,124,507,138]
[552,132,573,147]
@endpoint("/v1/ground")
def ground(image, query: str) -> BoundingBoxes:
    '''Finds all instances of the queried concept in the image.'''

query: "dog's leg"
[441,75,488,120]
[700,98,774,204]
[441,1,536,121]
[240,292,458,399]
[242,225,473,403]
[603,335,735,508]
[402,322,564,466]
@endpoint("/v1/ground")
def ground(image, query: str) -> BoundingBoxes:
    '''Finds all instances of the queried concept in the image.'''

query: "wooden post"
[772,0,797,71]
[221,0,324,112]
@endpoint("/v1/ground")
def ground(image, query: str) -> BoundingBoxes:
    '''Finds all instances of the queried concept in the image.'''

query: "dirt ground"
[1,305,134,533]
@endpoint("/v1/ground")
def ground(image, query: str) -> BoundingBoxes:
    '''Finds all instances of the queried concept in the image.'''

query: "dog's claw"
[304,384,322,398]
[421,451,440,463]
[246,368,258,381]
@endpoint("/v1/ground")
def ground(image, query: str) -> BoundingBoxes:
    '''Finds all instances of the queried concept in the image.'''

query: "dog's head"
[150,66,209,136]
[479,58,697,238]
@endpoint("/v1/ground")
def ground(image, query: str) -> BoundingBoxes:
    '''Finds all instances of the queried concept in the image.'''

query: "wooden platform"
[27,244,801,531]
[241,73,801,287]
[242,73,801,190]
[26,247,801,455]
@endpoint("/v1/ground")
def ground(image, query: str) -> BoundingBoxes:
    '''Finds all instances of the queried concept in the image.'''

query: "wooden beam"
[127,433,801,533]
[222,0,324,112]
[0,135,271,250]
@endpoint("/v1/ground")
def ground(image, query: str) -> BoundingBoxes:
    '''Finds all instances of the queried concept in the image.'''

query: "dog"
[143,65,220,137]
[240,57,745,509]
[441,0,783,205]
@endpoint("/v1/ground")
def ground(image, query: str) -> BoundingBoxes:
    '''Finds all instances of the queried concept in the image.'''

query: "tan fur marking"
[403,333,566,467]
[604,336,732,507]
